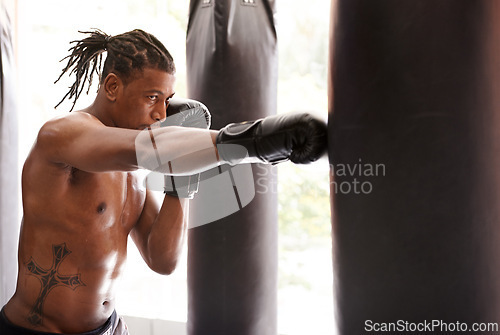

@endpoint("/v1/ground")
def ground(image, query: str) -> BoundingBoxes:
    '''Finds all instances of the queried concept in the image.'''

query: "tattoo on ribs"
[25,243,85,326]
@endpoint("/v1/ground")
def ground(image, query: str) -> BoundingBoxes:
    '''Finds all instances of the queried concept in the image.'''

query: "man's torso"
[4,140,146,333]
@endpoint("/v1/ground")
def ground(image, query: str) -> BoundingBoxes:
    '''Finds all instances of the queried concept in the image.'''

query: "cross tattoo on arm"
[25,243,85,326]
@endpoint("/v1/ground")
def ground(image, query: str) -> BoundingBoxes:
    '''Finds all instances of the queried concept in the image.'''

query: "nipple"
[97,202,107,214]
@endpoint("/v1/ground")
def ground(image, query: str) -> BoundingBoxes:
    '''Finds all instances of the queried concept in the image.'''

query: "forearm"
[145,195,188,275]
[135,126,221,175]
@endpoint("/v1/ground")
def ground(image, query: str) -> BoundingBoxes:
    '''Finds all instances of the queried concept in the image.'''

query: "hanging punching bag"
[329,0,500,333]
[0,0,19,306]
[186,1,278,334]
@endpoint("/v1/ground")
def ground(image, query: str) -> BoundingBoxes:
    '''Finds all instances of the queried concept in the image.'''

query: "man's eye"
[148,96,158,101]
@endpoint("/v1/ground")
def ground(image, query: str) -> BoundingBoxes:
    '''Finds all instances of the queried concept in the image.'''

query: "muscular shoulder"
[33,113,96,163]
[38,112,102,144]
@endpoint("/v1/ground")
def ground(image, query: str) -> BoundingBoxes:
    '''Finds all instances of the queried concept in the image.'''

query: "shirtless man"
[0,29,327,334]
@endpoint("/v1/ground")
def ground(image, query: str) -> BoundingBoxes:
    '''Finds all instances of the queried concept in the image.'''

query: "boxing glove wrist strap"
[163,174,200,199]
[216,118,291,165]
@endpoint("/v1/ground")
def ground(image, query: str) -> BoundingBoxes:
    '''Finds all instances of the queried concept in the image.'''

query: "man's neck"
[84,94,116,127]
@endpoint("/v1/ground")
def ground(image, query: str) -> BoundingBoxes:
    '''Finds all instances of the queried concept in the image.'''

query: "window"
[276,1,333,334]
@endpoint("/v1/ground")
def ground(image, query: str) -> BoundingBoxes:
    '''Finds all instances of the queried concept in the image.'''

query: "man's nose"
[152,105,167,123]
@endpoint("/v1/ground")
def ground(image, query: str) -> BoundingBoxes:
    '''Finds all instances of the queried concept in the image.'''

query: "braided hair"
[55,29,176,111]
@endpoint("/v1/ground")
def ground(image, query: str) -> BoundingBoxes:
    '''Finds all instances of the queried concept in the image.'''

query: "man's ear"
[103,73,121,102]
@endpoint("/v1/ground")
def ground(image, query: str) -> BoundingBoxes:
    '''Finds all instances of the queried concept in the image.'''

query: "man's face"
[114,68,176,130]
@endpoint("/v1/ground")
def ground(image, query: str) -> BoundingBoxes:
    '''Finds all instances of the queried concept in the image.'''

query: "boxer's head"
[55,29,176,111]
[100,29,175,85]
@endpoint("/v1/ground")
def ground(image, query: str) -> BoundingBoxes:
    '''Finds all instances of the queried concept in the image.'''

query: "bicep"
[130,189,161,265]
[37,115,139,172]
[130,186,188,274]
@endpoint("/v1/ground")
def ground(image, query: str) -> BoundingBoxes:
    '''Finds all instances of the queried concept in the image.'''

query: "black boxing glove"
[149,98,211,198]
[164,98,211,129]
[216,112,327,165]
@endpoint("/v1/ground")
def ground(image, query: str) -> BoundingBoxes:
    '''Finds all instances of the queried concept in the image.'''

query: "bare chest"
[63,168,145,232]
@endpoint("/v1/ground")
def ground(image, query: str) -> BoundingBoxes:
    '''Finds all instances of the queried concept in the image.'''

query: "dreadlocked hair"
[55,29,176,111]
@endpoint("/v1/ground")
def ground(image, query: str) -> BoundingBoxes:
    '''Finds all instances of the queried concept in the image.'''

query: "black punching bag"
[330,0,500,333]
[0,0,19,306]
[186,1,278,334]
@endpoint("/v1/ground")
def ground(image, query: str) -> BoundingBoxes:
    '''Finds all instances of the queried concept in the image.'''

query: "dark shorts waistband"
[0,307,117,335]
